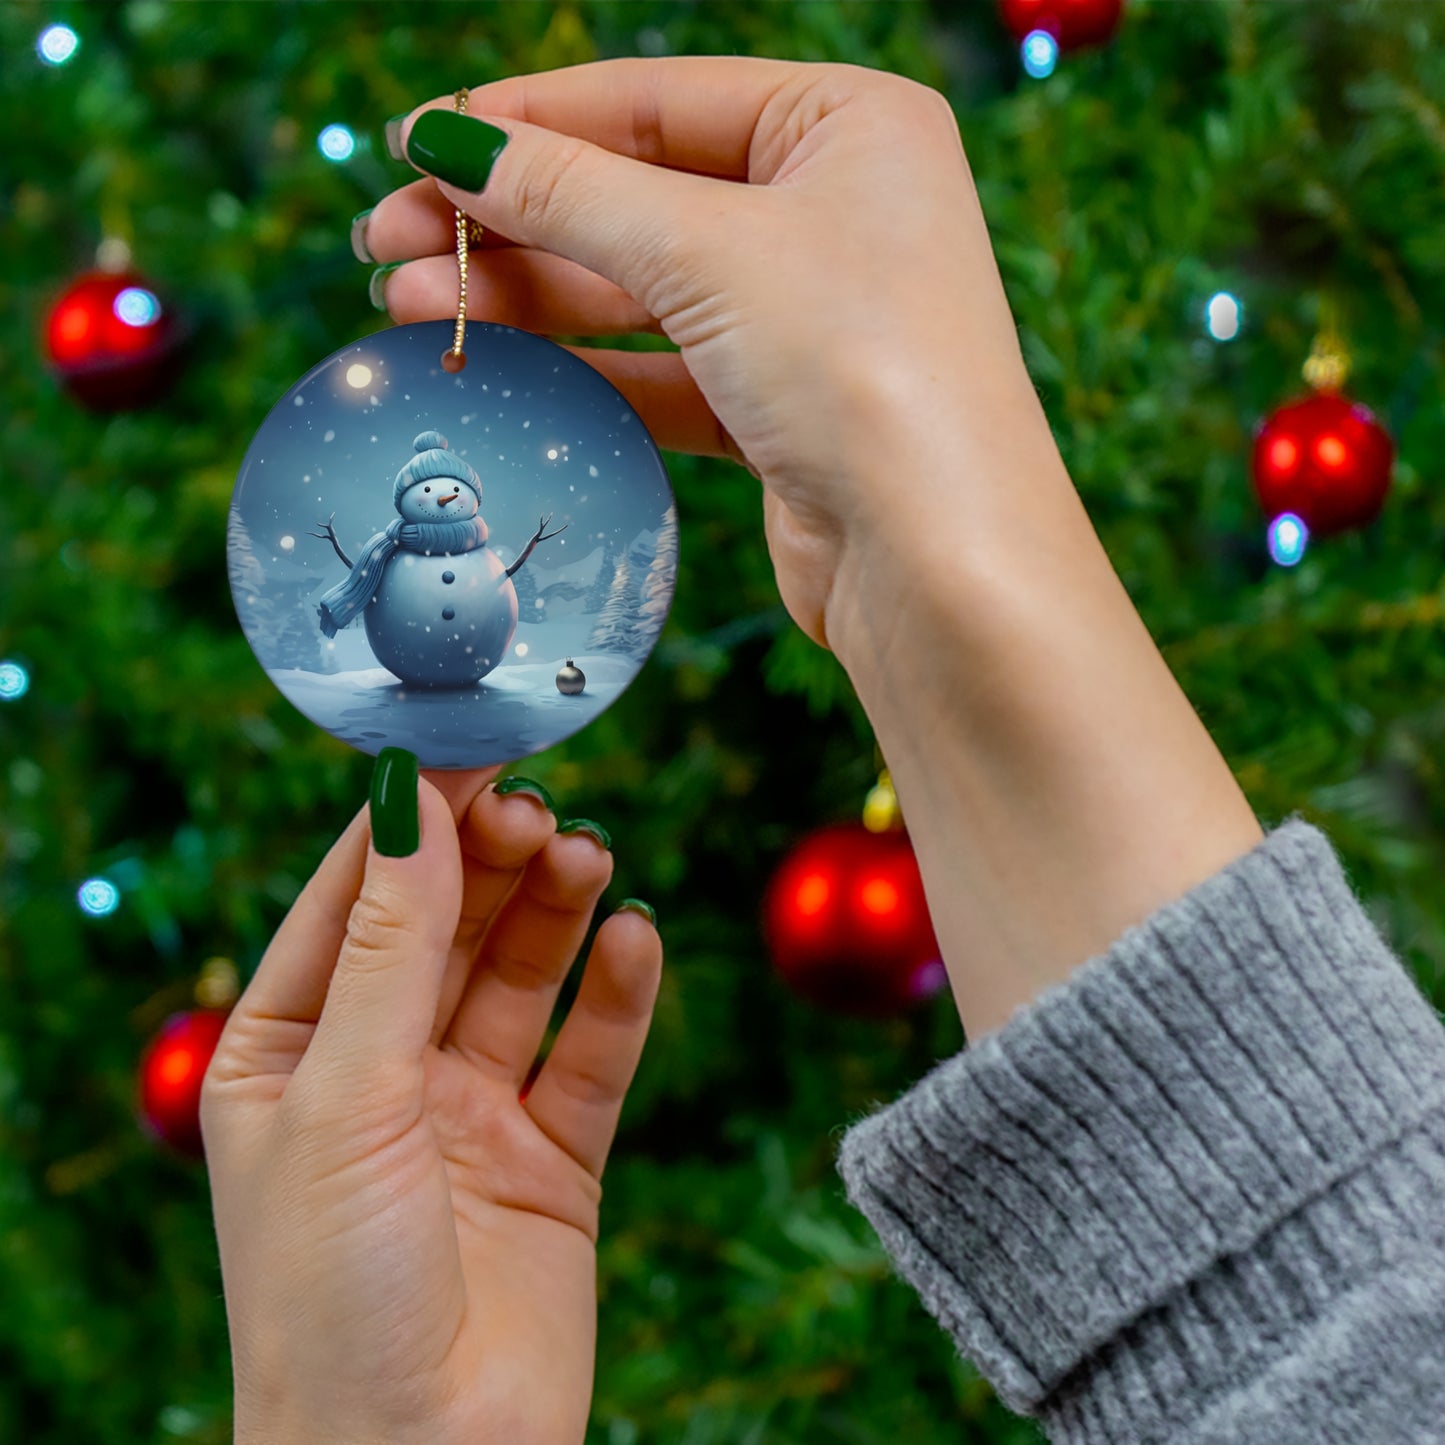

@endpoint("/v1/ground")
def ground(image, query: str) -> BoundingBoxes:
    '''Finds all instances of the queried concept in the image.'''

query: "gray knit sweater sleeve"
[834,817,1445,1443]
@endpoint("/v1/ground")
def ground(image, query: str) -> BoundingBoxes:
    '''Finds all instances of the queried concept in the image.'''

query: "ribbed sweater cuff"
[835,816,1445,1433]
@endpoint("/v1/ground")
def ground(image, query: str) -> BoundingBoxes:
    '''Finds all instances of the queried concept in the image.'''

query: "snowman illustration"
[311,430,566,688]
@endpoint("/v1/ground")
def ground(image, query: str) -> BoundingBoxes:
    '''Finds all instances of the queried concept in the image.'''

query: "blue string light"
[1022,30,1059,79]
[37,24,79,66]
[114,287,162,327]
[1268,513,1309,567]
[0,660,29,701]
[78,878,121,917]
[318,124,357,162]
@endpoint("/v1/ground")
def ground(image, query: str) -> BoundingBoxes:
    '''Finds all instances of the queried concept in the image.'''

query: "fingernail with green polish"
[493,775,556,813]
[558,818,612,851]
[370,748,420,857]
[617,898,656,926]
[384,113,409,162]
[369,261,404,311]
[405,110,510,193]
[350,208,375,264]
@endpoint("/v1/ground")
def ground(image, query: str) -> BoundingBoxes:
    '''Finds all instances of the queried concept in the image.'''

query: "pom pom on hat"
[393,431,483,506]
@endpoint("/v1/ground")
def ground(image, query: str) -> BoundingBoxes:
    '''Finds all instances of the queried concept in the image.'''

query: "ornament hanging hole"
[441,349,466,374]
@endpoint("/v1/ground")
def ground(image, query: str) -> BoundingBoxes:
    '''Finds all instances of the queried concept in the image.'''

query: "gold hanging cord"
[443,88,484,371]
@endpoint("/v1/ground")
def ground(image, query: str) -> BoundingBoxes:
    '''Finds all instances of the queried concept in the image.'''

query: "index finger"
[402,54,812,182]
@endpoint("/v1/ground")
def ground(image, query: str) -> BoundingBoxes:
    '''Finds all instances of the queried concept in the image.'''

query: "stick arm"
[504,513,569,579]
[307,514,354,569]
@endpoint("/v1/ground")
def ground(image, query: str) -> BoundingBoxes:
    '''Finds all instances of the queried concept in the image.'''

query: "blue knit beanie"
[393,431,482,506]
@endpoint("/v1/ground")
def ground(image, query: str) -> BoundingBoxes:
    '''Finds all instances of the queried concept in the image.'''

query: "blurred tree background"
[2,1,1444,1442]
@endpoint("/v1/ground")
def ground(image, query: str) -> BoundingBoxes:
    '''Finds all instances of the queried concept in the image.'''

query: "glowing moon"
[346,363,373,389]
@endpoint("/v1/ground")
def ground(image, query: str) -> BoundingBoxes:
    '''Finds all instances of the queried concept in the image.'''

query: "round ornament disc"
[228,320,677,768]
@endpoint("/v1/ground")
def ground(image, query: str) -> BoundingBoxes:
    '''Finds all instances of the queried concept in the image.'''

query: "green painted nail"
[405,109,510,192]
[617,898,656,926]
[493,775,556,813]
[558,818,612,851]
[369,261,404,311]
[384,113,408,162]
[350,208,375,264]
[370,748,419,857]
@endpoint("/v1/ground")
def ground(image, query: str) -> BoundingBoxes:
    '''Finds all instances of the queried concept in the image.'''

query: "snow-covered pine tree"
[508,551,540,617]
[227,504,264,604]
[584,536,620,613]
[226,503,279,646]
[586,553,633,653]
[270,581,336,673]
[634,503,678,658]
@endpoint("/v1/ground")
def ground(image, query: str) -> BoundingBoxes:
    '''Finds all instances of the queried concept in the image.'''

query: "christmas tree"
[2,3,1443,1443]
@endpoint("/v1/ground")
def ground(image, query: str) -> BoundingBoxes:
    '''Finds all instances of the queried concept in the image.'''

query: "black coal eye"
[424,486,431,493]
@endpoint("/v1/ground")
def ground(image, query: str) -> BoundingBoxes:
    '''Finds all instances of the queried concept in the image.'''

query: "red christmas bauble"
[44,270,183,410]
[1251,391,1394,538]
[763,822,946,1018]
[137,1009,230,1158]
[998,0,1124,49]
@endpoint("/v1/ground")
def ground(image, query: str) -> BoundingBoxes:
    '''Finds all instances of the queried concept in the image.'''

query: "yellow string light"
[194,956,240,1011]
[863,767,902,833]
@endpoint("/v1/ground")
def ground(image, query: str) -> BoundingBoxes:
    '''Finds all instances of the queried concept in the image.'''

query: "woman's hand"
[361,56,1059,656]
[201,757,662,1445]
[362,59,1263,1043]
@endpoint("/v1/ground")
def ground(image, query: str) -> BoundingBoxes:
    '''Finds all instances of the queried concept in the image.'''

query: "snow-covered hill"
[269,650,636,768]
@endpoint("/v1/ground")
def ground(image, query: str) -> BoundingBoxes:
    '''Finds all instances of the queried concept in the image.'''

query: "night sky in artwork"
[231,318,673,591]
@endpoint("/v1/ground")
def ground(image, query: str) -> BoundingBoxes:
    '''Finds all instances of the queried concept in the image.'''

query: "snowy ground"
[270,653,637,767]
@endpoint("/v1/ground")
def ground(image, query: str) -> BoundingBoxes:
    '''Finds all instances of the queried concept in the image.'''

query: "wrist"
[823,371,1078,675]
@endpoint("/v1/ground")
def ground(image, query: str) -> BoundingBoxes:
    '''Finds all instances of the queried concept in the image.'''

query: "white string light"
[38,24,79,66]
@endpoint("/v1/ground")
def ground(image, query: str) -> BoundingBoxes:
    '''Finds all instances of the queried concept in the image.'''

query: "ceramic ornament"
[227,318,677,768]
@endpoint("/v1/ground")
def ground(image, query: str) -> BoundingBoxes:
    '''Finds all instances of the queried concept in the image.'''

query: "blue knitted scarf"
[317,517,488,638]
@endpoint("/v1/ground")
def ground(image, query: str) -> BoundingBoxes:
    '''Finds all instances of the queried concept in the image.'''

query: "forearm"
[827,384,1263,1041]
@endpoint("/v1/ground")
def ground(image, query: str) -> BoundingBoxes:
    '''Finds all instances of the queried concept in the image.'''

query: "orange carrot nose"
[438,490,459,505]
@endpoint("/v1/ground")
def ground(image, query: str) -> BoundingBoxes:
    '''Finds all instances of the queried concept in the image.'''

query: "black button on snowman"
[311,431,566,688]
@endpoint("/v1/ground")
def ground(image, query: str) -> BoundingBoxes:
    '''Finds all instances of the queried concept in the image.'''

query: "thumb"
[303,750,462,1089]
[398,106,747,318]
